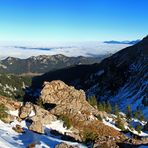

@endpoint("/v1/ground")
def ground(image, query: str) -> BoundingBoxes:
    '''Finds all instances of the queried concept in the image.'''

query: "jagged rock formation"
[0,95,21,110]
[39,80,123,139]
[29,120,44,134]
[19,102,57,133]
[40,80,98,118]
[55,143,79,148]
[19,102,34,119]
[94,136,119,148]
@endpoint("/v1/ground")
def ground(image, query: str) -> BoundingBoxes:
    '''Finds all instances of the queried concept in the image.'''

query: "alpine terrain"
[0,36,148,147]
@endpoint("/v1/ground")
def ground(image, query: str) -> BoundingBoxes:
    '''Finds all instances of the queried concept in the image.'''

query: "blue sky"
[0,0,147,41]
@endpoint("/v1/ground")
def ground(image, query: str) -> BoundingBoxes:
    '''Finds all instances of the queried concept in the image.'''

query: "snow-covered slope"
[84,36,148,119]
[0,119,86,148]
[102,114,148,137]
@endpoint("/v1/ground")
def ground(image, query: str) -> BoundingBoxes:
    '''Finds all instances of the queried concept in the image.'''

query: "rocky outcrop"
[94,136,120,148]
[39,80,122,138]
[19,102,57,124]
[19,102,34,119]
[0,95,21,110]
[31,104,57,125]
[55,143,79,148]
[29,121,44,134]
[2,114,15,123]
[19,102,57,134]
[40,80,98,120]
[12,124,24,133]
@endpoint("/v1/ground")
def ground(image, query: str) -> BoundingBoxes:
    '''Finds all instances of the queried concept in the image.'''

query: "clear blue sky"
[0,0,147,42]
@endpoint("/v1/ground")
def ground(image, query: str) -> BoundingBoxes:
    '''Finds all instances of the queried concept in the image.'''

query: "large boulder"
[12,124,24,133]
[29,121,44,134]
[2,114,15,123]
[31,104,57,125]
[19,102,34,119]
[55,143,79,148]
[19,102,57,124]
[40,80,98,121]
[94,136,119,148]
[0,95,21,110]
[19,102,57,134]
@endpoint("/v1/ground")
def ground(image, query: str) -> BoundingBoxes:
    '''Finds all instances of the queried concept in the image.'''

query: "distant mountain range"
[104,40,140,45]
[0,54,109,74]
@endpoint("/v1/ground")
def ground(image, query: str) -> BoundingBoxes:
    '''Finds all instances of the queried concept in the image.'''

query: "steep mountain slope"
[0,74,31,100]
[32,64,100,89]
[32,36,148,119]
[0,81,147,148]
[0,54,108,74]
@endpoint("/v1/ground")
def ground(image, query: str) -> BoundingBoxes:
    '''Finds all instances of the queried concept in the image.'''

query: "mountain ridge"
[0,54,109,74]
[104,39,140,45]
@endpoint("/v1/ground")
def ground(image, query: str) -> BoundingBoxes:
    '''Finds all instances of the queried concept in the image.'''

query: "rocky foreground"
[0,80,148,148]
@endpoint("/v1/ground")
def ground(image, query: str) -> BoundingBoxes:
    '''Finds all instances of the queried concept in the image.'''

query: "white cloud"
[0,41,130,59]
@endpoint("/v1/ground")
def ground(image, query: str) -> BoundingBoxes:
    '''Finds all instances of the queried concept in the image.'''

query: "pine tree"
[102,101,106,111]
[133,109,145,121]
[133,109,139,119]
[98,102,103,111]
[115,115,125,131]
[135,125,142,133]
[88,96,98,108]
[126,105,131,119]
[0,104,8,120]
[114,104,119,116]
[36,99,44,108]
[106,101,112,113]
[139,114,145,121]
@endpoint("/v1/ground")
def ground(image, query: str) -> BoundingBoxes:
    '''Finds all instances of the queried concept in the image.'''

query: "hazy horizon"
[0,41,131,59]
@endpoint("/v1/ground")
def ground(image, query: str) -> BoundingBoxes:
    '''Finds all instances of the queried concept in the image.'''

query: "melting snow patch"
[0,119,86,148]
[45,120,72,135]
[9,110,19,117]
[29,110,36,117]
[102,119,121,131]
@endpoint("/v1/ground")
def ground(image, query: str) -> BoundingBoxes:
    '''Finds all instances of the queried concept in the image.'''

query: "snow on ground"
[8,109,19,116]
[102,114,148,137]
[128,119,148,137]
[102,118,121,131]
[45,120,72,135]
[0,119,87,148]
[29,110,36,117]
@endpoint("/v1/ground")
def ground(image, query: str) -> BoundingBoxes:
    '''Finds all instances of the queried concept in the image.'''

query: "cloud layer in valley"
[0,41,131,59]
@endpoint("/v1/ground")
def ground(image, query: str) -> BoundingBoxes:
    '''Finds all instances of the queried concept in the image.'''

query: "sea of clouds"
[0,41,131,60]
